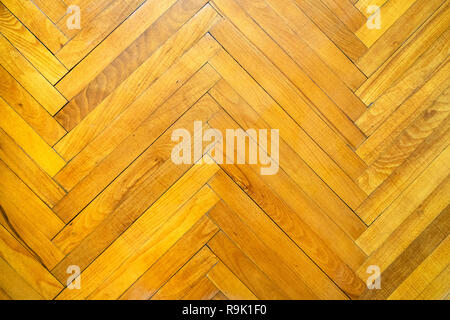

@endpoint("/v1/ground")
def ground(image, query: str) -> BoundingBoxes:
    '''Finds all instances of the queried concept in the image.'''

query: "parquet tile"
[0,0,448,300]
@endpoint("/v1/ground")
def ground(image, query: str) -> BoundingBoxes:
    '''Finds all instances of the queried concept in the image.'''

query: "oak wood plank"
[0,2,67,84]
[0,34,67,115]
[0,98,65,177]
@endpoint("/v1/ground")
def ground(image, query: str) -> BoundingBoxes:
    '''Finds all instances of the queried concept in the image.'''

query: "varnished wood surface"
[0,0,448,300]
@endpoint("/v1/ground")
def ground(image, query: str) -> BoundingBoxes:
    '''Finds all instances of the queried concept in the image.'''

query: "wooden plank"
[359,208,449,300]
[207,262,257,300]
[56,182,220,299]
[356,63,450,166]
[0,2,67,84]
[357,124,449,224]
[209,50,367,209]
[293,0,368,61]
[56,0,115,38]
[208,113,366,296]
[52,96,220,256]
[53,66,220,223]
[0,98,65,177]
[54,14,220,163]
[0,34,67,115]
[0,257,43,300]
[55,0,210,131]
[209,171,348,299]
[152,247,219,300]
[0,129,66,207]
[214,0,366,144]
[55,0,179,98]
[357,178,450,278]
[208,231,290,299]
[181,277,219,300]
[209,21,367,180]
[357,0,445,76]
[52,160,219,284]
[55,0,142,69]
[357,86,449,194]
[357,147,450,254]
[122,216,219,300]
[89,187,219,300]
[0,161,65,269]
[388,236,450,299]
[264,0,367,91]
[32,0,67,23]
[416,265,450,300]
[0,65,66,146]
[1,0,67,52]
[209,80,367,239]
[208,201,318,300]
[321,0,366,31]
[0,225,63,300]
[355,0,416,47]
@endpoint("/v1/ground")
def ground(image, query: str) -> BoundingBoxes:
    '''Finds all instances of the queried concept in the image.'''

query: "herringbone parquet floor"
[0,0,449,300]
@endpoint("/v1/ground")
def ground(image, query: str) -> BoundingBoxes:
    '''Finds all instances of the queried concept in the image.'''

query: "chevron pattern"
[0,0,449,300]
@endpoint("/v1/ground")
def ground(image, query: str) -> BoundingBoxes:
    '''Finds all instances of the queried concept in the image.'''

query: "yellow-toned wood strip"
[357,32,449,137]
[0,65,66,146]
[208,231,290,300]
[209,50,367,210]
[0,256,43,300]
[122,216,219,300]
[52,97,220,255]
[357,89,449,194]
[56,0,115,38]
[32,0,67,24]
[0,129,66,207]
[355,0,416,47]
[181,277,220,300]
[292,0,368,61]
[1,0,67,52]
[0,3,67,84]
[219,0,367,124]
[357,147,450,254]
[53,6,220,163]
[152,247,219,300]
[55,0,142,69]
[0,98,65,177]
[209,80,367,241]
[357,177,450,279]
[320,0,366,32]
[0,34,67,115]
[55,0,179,100]
[0,225,63,300]
[355,0,389,17]
[207,113,366,294]
[357,0,445,76]
[207,262,257,300]
[388,235,450,300]
[209,171,348,300]
[356,2,449,105]
[208,201,318,300]
[357,124,449,224]
[264,0,367,91]
[54,0,210,132]
[56,180,220,300]
[52,67,220,225]
[210,21,367,181]
[359,206,449,300]
[356,62,450,165]
[89,187,219,300]
[416,264,450,300]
